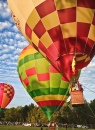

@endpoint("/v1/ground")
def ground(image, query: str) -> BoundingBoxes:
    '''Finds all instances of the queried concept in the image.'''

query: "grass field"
[0,125,93,130]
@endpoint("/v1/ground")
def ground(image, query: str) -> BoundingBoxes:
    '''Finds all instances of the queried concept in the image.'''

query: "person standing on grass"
[41,125,43,130]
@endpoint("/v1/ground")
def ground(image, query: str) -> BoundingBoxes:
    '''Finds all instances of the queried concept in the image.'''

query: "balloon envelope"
[8,0,95,81]
[0,83,14,110]
[17,44,80,120]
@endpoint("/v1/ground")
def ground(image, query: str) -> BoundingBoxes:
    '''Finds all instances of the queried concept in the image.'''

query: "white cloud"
[0,21,12,30]
[1,53,11,60]
[0,1,11,18]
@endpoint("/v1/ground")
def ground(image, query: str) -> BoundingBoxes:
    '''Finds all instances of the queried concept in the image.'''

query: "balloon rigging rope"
[84,97,95,118]
[68,101,95,121]
[83,85,95,93]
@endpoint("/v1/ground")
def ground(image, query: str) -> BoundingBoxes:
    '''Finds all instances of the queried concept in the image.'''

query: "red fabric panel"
[65,37,76,54]
[48,25,63,42]
[38,41,47,53]
[50,65,59,73]
[92,14,95,25]
[76,37,87,53]
[25,23,32,39]
[37,73,50,81]
[48,44,60,60]
[58,7,76,24]
[26,67,36,76]
[56,54,74,81]
[62,76,69,82]
[36,0,56,18]
[46,50,56,65]
[37,100,65,107]
[23,78,30,86]
[77,22,90,37]
[33,20,46,38]
[77,0,95,9]
[54,40,67,56]
[85,38,95,55]
[0,84,4,107]
[90,44,95,58]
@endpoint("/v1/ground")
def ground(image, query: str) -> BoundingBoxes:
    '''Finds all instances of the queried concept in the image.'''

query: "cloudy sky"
[0,0,95,108]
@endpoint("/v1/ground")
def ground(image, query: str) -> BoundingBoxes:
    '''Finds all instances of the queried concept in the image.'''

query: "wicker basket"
[70,90,84,106]
[70,81,84,106]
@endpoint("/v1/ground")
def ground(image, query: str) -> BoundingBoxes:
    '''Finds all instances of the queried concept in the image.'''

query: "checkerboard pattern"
[17,44,80,120]
[8,0,95,81]
[0,83,14,108]
[25,0,95,65]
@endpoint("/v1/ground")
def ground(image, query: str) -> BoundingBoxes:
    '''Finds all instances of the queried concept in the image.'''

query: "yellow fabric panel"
[8,0,27,38]
[77,7,94,23]
[76,54,87,61]
[35,59,49,73]
[61,22,76,38]
[40,32,53,48]
[54,0,76,10]
[88,24,95,41]
[21,60,35,69]
[26,36,32,44]
[31,0,45,7]
[31,32,39,47]
[33,95,68,102]
[27,9,40,29]
[8,0,34,19]
[85,56,90,62]
[38,49,46,58]
[42,11,60,30]
[18,47,36,61]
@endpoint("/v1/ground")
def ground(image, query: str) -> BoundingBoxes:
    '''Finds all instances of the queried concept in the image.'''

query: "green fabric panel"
[18,54,34,67]
[60,80,70,88]
[18,67,27,80]
[29,88,49,97]
[66,89,70,96]
[28,76,50,91]
[34,52,43,59]
[26,75,38,92]
[58,88,69,95]
[24,54,34,63]
[35,58,50,73]
[41,106,61,112]
[21,60,35,70]
[50,73,62,88]
[29,88,69,98]
[41,106,61,120]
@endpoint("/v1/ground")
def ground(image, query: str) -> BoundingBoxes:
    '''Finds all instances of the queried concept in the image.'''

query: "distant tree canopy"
[0,100,95,125]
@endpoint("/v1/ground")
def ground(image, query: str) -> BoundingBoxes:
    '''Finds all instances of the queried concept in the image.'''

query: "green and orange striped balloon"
[17,44,80,120]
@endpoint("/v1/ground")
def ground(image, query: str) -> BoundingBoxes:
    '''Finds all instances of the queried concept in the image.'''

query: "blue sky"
[0,0,95,108]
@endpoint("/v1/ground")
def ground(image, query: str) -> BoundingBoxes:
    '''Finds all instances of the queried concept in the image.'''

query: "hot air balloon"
[0,83,14,111]
[8,0,95,81]
[17,44,81,120]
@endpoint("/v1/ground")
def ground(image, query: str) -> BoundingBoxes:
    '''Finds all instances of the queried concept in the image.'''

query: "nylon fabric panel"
[8,0,95,81]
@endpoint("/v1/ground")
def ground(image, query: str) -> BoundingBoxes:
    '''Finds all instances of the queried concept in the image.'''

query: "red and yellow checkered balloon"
[0,83,14,110]
[8,0,95,81]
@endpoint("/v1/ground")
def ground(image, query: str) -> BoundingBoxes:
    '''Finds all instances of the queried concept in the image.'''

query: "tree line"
[0,99,95,126]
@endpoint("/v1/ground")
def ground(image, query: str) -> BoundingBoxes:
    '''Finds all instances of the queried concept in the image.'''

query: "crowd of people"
[40,122,68,130]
